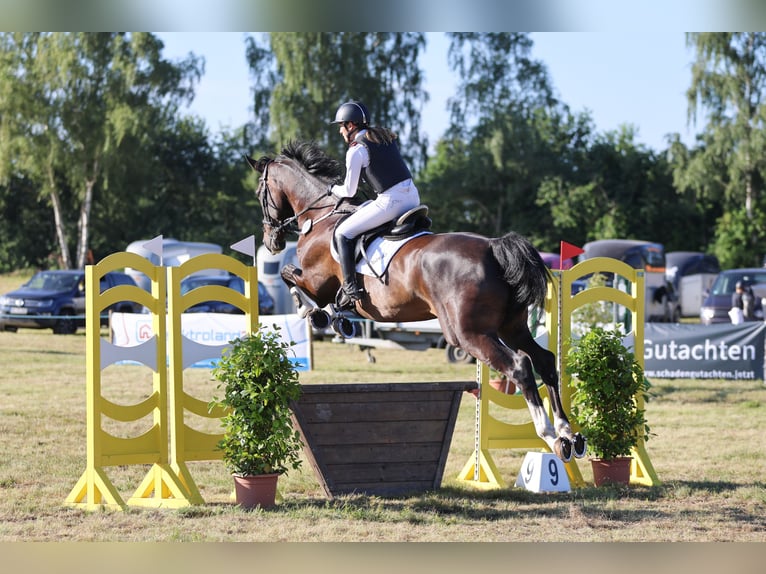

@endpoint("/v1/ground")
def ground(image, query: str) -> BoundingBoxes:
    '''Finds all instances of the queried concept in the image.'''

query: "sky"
[157,32,700,153]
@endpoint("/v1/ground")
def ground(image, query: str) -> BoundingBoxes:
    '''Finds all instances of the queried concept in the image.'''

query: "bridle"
[257,158,350,244]
[257,160,298,244]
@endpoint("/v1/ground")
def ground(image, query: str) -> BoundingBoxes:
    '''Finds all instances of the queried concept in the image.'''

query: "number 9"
[548,459,559,485]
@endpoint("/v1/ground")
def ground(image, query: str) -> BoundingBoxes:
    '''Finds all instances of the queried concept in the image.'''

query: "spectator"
[731,280,763,322]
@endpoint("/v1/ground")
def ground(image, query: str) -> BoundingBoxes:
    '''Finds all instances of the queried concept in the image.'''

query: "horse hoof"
[573,433,587,458]
[331,316,357,339]
[554,437,572,463]
[308,309,331,330]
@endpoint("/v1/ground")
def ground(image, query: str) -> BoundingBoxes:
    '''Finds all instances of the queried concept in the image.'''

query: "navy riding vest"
[354,132,412,193]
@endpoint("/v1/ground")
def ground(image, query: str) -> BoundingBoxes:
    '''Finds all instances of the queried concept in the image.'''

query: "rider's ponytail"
[364,126,397,145]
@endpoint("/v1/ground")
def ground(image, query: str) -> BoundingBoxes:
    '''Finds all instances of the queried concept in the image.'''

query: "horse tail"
[489,231,551,310]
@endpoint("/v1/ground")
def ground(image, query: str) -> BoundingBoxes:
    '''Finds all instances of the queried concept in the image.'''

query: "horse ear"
[245,154,271,173]
[245,155,259,171]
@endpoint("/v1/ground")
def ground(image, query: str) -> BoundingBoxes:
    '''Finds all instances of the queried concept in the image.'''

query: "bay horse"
[246,141,585,462]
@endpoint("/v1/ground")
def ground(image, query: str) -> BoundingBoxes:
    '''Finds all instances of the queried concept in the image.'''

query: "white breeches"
[336,179,420,240]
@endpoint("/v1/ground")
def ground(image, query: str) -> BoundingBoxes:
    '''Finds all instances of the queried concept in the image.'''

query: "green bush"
[566,326,650,460]
[210,326,304,476]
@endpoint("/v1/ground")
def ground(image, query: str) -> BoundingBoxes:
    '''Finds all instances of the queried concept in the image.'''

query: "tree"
[420,33,579,243]
[0,174,55,271]
[245,33,428,169]
[446,33,556,138]
[683,33,766,266]
[87,116,259,259]
[0,33,202,268]
[536,126,706,252]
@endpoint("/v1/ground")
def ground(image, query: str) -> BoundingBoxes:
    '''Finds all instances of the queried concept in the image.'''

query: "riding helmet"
[330,101,370,126]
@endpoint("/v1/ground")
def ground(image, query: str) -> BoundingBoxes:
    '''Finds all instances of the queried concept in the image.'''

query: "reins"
[258,158,352,239]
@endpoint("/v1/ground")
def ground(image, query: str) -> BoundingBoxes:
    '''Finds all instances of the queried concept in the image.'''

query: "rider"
[329,100,421,309]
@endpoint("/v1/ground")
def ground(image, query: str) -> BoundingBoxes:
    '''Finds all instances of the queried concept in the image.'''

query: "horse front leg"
[281,264,349,334]
[281,264,310,315]
[280,263,302,287]
[279,264,323,322]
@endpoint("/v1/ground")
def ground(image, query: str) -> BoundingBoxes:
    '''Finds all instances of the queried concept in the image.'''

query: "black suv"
[0,270,141,334]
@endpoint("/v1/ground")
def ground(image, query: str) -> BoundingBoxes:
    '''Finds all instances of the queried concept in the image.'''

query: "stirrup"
[335,283,364,309]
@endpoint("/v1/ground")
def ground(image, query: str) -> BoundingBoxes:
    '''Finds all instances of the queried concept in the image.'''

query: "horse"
[246,141,585,462]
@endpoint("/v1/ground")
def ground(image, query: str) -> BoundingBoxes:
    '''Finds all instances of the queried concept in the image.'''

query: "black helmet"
[330,101,370,125]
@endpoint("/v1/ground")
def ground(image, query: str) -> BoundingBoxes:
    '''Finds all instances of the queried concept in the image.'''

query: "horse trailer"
[579,239,679,322]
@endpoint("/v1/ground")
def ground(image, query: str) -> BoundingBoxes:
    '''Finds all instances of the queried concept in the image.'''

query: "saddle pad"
[331,232,431,278]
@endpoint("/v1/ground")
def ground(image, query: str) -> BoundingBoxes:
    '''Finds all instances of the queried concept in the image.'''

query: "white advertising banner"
[110,312,311,370]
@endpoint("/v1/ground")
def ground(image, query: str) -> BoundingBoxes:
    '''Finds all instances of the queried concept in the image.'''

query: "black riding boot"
[336,236,364,308]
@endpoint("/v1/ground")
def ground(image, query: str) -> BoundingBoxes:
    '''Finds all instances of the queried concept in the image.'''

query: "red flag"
[560,241,584,269]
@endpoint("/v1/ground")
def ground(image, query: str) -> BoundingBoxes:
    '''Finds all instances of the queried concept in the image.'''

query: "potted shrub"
[566,326,650,486]
[210,326,304,508]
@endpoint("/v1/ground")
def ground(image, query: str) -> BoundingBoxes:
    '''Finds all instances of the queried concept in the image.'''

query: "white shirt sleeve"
[331,143,369,199]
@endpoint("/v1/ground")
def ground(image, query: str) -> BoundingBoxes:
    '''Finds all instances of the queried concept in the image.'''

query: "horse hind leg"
[510,351,577,461]
[468,334,573,461]
[512,333,586,459]
[502,329,586,461]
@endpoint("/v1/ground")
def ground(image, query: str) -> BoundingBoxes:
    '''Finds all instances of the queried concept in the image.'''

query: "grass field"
[0,271,765,545]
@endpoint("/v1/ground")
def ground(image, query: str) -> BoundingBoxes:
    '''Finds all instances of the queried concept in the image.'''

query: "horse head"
[246,142,343,255]
[246,154,294,254]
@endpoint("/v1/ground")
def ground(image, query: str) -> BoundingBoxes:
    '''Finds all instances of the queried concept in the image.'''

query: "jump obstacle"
[65,250,259,510]
[65,251,658,510]
[291,381,475,498]
[458,256,659,489]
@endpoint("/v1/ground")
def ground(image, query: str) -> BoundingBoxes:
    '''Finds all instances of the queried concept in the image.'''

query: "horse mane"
[280,140,343,182]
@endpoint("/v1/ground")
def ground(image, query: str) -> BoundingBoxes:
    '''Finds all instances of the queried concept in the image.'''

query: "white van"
[257,241,299,314]
[125,238,224,291]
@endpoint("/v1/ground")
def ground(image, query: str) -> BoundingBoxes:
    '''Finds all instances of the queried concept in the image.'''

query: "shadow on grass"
[14,347,82,357]
[263,479,766,525]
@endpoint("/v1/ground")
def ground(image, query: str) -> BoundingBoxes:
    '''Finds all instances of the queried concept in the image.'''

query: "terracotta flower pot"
[591,457,631,486]
[233,473,279,509]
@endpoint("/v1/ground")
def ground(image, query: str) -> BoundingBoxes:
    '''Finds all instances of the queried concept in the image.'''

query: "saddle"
[380,204,432,240]
[334,204,432,255]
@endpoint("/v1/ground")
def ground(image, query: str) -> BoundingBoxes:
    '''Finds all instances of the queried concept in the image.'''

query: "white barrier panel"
[110,312,312,370]
[514,451,571,493]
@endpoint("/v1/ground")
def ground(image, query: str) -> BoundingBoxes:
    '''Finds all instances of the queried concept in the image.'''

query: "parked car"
[579,239,680,322]
[179,274,275,316]
[700,268,766,325]
[0,270,141,335]
[536,250,587,294]
[665,251,721,318]
[538,251,575,270]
